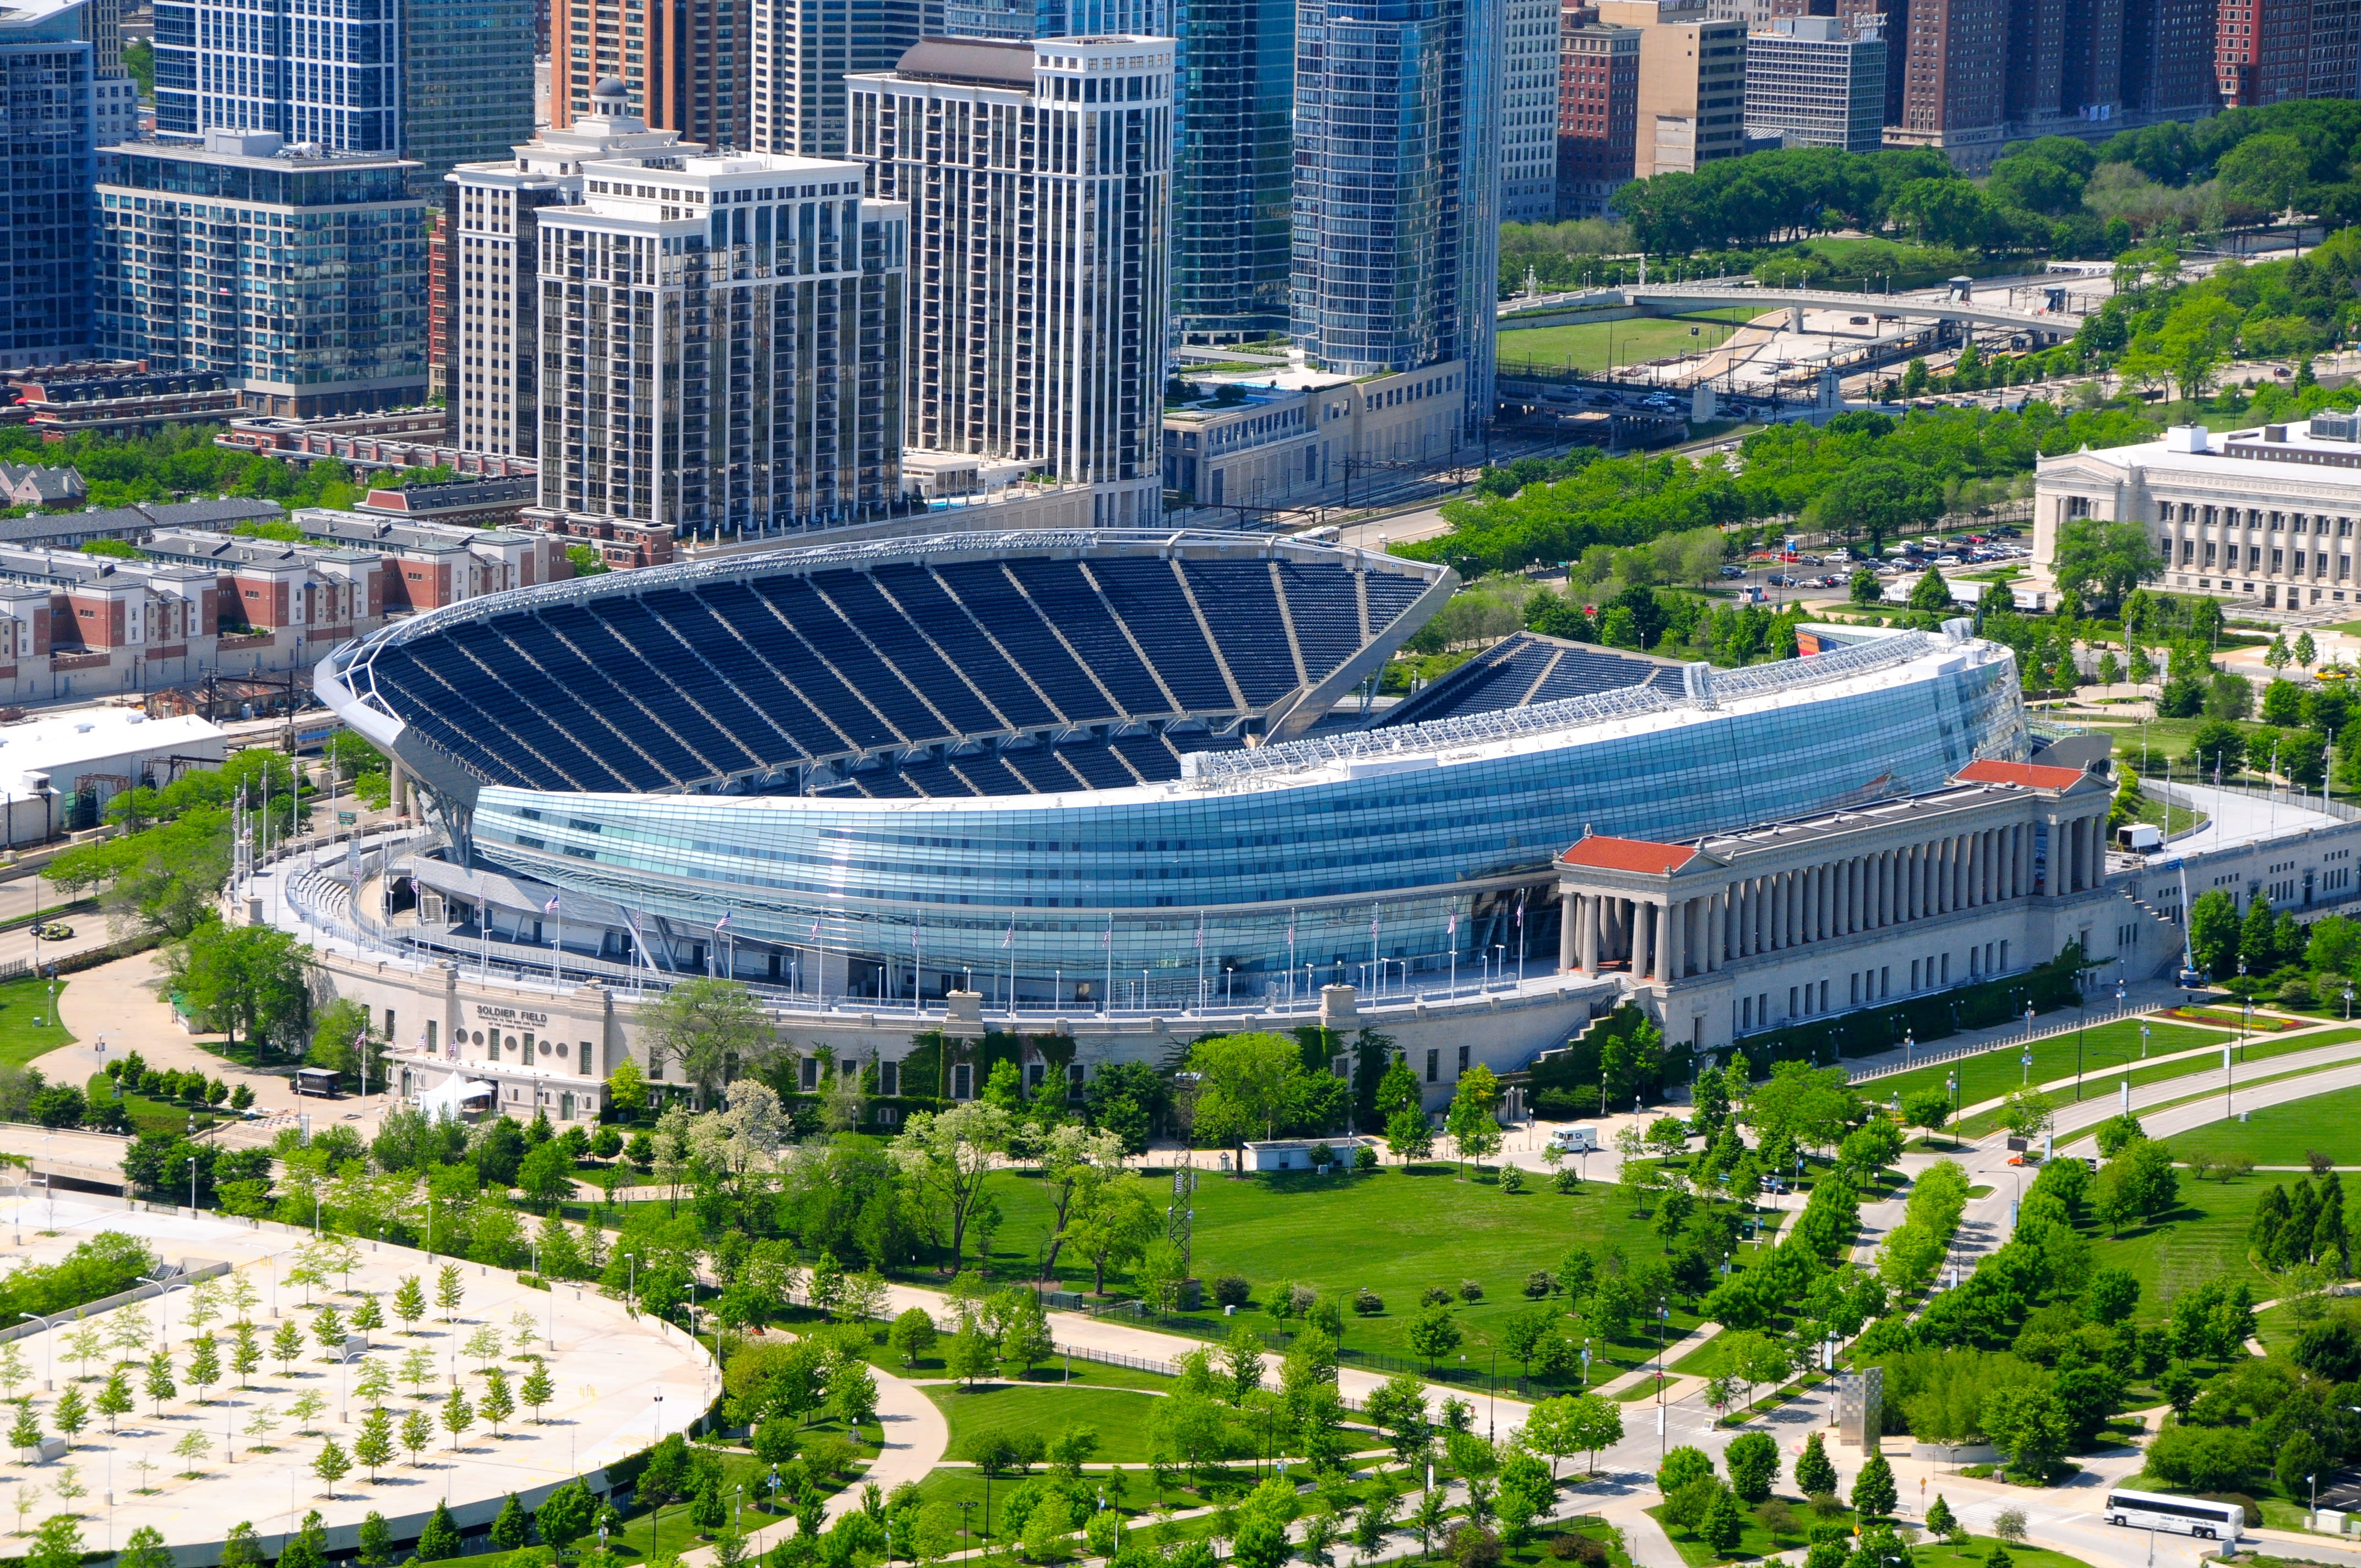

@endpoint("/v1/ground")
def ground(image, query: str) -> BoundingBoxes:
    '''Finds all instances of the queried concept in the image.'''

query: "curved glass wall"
[465,644,2026,1006]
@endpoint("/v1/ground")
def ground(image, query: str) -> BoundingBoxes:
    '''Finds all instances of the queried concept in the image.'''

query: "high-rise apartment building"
[1292,0,1499,439]
[848,36,1171,522]
[942,0,1159,38]
[2003,0,2064,126]
[153,0,530,181]
[2217,0,2356,100]
[1556,8,1639,217]
[749,0,934,155]
[1,0,97,368]
[1169,0,1293,341]
[95,130,428,415]
[153,0,398,148]
[1883,0,2004,159]
[1501,0,1558,220]
[449,78,698,455]
[550,0,750,150]
[2121,0,2214,111]
[529,146,907,537]
[1743,15,1881,149]
[402,0,538,182]
[1597,0,1744,178]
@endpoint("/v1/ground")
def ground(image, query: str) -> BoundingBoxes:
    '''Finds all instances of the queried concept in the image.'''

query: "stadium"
[297,528,2031,1097]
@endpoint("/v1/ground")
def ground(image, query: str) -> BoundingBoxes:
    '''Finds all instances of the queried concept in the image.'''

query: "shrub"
[1211,1276,1251,1309]
[1352,1288,1385,1316]
[1524,1271,1554,1299]
[1354,1144,1378,1171]
[1554,1168,1580,1193]
[1423,1287,1454,1307]
[1500,1167,1527,1194]
[1547,1534,1607,1565]
[1459,1280,1484,1301]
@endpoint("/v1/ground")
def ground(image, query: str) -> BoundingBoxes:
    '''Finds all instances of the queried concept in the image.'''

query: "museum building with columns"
[1554,758,2129,1049]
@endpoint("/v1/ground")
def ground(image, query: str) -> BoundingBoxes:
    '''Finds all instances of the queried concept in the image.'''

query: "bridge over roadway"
[1498,282,2076,337]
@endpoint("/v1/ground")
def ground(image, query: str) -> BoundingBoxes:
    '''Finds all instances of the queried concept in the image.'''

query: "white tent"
[416,1074,496,1121]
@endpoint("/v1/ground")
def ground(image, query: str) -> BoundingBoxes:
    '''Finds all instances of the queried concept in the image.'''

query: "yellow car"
[33,923,70,940]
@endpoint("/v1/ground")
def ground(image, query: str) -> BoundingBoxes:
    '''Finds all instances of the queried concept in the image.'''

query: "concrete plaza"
[0,1192,710,1565]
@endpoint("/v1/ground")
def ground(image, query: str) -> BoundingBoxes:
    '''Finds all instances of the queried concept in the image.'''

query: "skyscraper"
[1743,15,1883,149]
[848,36,1172,522]
[402,0,538,182]
[1556,8,1640,217]
[152,0,531,182]
[528,146,908,538]
[1885,0,2004,159]
[154,0,399,148]
[1598,0,1744,177]
[550,0,750,150]
[1,0,97,368]
[749,0,934,155]
[96,130,428,414]
[1291,0,1500,440]
[1500,0,1558,220]
[2121,0,2213,112]
[1169,0,1293,341]
[449,77,698,456]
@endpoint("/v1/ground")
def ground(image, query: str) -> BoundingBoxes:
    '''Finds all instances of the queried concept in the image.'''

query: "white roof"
[0,707,225,795]
[2045,436,2361,496]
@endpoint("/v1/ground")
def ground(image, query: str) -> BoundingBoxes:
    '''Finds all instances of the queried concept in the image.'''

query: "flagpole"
[1287,910,1297,1009]
[1196,912,1205,1011]
[1104,914,1113,1015]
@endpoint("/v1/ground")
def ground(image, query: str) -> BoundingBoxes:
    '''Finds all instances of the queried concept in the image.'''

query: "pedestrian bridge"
[1498,282,2076,339]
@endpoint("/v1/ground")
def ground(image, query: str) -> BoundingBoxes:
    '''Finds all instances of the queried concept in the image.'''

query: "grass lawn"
[905,1462,1412,1554]
[970,1164,1744,1380]
[2168,1082,2361,1167]
[1495,310,1773,375]
[925,1385,1198,1466]
[1854,1019,2227,1130]
[1648,1494,2098,1568]
[2081,1172,2273,1320]
[0,973,71,1069]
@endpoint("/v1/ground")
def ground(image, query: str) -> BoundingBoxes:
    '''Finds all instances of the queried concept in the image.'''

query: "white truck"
[1550,1127,1600,1153]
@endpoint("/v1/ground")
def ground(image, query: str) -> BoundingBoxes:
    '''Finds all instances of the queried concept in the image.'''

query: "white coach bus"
[2104,1490,2245,1542]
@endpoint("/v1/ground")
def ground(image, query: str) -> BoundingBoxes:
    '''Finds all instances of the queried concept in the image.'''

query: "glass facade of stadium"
[460,646,2025,1010]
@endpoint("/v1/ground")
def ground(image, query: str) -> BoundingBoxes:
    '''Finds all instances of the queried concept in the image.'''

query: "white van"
[1551,1128,1599,1153]
[2118,823,2163,852]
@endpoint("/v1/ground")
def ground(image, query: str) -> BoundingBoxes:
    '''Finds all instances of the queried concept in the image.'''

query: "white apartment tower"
[750,0,937,156]
[847,35,1171,523]
[448,79,700,457]
[1502,0,1560,221]
[527,145,910,540]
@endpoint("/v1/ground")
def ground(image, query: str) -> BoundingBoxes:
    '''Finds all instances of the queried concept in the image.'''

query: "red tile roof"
[1955,758,2089,791]
[1558,834,1698,874]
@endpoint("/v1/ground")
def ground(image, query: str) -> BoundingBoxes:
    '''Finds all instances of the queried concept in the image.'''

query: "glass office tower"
[1291,0,1501,438]
[1170,0,1292,343]
[0,0,96,367]
[402,0,538,183]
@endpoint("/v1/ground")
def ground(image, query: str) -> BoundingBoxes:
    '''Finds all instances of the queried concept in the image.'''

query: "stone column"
[1655,901,1676,983]
[1705,891,1721,973]
[1561,893,1581,973]
[1632,897,1652,978]
[1967,832,1983,908]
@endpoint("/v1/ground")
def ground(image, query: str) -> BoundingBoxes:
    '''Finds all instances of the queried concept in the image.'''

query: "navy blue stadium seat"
[694,580,887,754]
[1279,562,1366,677]
[932,562,1112,727]
[1002,745,1084,794]
[1379,634,1669,726]
[1184,561,1299,705]
[1002,560,1170,716]
[897,757,982,798]
[1057,741,1138,790]
[752,576,943,744]
[537,604,714,783]
[818,574,1003,737]
[1086,559,1233,712]
[1109,731,1182,782]
[869,564,1054,730]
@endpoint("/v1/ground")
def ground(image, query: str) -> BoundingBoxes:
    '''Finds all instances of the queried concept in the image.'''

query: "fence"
[1842,995,2145,1086]
[0,1256,232,1346]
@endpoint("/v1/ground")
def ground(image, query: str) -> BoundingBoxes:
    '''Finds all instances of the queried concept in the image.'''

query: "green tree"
[1910,566,1954,613]
[355,1405,394,1480]
[167,921,310,1050]
[1982,1385,2068,1480]
[23,1514,82,1568]
[1849,1449,1897,1519]
[1816,459,1938,562]
[1723,1431,1778,1502]
[2188,889,2240,977]
[1701,1487,1744,1556]
[1406,1303,1464,1369]
[1445,1065,1504,1174]
[49,1386,86,1451]
[520,1359,555,1422]
[95,1370,131,1434]
[1794,1431,1837,1496]
[538,1481,597,1553]
[312,1436,351,1497]
[416,1502,463,1562]
[1187,1032,1305,1152]
[2049,519,2162,614]
[119,1527,171,1568]
[490,1494,532,1551]
[643,977,774,1106]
